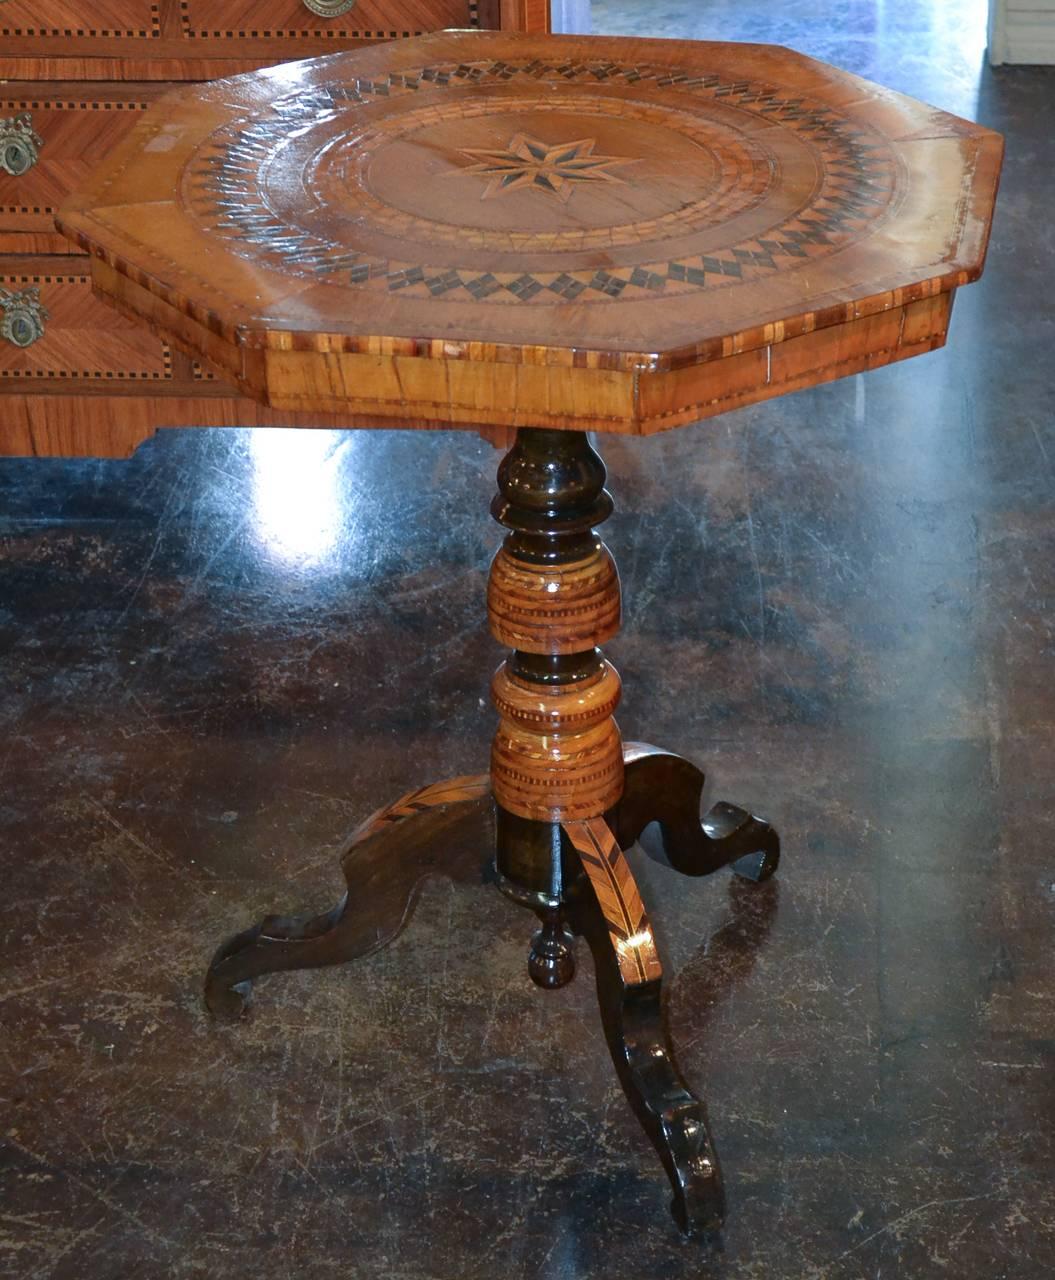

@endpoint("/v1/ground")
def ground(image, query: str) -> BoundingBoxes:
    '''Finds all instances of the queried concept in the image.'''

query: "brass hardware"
[0,287,48,349]
[302,0,357,16]
[0,113,43,177]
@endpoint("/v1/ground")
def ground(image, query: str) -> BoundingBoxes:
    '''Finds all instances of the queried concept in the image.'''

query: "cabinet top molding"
[58,30,1003,432]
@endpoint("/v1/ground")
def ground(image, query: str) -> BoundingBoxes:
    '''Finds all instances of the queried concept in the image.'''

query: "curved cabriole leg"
[563,816,725,1236]
[204,776,493,1021]
[618,742,780,884]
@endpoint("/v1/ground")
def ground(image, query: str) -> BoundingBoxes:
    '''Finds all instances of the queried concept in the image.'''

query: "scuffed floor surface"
[2,1,1053,1276]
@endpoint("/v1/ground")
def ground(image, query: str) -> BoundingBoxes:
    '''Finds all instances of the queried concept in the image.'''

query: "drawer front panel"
[1,89,156,235]
[180,0,474,40]
[0,1,160,39]
[0,269,171,382]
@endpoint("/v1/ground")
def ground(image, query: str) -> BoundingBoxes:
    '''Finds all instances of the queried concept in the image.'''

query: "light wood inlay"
[490,659,624,822]
[488,542,620,654]
[562,816,662,985]
[350,774,492,843]
[56,30,1003,435]
[452,134,639,202]
[0,1,160,40]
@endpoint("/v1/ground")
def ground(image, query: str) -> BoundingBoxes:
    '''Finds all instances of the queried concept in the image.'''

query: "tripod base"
[204,743,778,1237]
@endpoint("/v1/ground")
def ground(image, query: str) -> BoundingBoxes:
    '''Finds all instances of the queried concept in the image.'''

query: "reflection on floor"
[2,1,1053,1276]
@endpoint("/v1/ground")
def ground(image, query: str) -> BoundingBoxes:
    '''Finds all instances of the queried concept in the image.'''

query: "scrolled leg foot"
[564,816,725,1236]
[619,743,780,883]
[204,775,494,1020]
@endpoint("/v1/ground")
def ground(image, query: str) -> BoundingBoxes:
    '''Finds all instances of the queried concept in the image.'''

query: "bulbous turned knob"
[492,428,612,537]
[528,915,576,989]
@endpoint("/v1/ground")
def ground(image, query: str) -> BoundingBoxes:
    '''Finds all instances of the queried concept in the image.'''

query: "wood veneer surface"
[57,30,1003,434]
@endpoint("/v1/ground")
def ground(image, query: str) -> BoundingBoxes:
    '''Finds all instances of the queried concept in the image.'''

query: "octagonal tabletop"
[58,30,1002,435]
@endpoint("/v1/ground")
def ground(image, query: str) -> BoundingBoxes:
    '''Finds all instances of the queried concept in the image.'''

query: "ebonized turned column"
[487,428,624,985]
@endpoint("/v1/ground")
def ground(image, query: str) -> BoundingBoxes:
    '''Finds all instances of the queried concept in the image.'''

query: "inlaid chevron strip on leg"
[563,816,662,985]
[351,774,491,843]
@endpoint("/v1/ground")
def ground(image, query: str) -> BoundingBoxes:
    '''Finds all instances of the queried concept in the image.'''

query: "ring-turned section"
[488,428,623,824]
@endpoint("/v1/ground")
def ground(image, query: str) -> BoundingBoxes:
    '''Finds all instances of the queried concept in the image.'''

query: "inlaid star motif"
[451,133,638,202]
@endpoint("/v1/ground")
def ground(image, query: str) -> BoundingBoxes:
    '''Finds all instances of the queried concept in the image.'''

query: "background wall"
[550,0,591,33]
[989,0,1055,62]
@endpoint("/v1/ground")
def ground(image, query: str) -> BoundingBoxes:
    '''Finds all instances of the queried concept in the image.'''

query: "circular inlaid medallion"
[181,56,901,307]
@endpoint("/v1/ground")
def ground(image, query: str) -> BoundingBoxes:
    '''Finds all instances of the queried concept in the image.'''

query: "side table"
[57,29,1002,1235]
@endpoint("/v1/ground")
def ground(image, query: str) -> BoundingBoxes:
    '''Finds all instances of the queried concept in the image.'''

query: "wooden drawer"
[179,0,474,41]
[1,84,162,242]
[0,1,541,82]
[0,260,172,384]
[0,1,160,40]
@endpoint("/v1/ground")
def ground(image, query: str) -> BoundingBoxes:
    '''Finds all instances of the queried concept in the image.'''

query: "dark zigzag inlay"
[189,56,899,307]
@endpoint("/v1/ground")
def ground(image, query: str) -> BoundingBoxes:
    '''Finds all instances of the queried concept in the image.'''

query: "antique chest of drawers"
[0,0,548,457]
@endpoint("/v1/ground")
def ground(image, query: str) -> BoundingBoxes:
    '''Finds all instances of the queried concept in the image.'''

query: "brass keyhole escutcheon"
[0,287,48,349]
[0,113,43,177]
[302,0,358,16]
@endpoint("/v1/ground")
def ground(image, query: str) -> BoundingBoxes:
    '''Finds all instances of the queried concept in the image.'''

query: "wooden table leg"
[618,742,780,884]
[562,815,725,1236]
[203,776,493,1020]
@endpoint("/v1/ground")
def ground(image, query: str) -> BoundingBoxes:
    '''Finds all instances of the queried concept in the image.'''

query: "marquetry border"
[0,2,160,39]
[1,98,150,217]
[178,0,479,39]
[190,57,900,308]
[0,273,173,381]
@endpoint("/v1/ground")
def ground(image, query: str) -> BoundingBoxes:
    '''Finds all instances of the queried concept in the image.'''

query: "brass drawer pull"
[0,113,44,178]
[302,0,357,15]
[0,287,48,349]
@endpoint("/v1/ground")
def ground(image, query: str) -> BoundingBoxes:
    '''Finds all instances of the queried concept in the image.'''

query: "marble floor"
[1,2,1053,1277]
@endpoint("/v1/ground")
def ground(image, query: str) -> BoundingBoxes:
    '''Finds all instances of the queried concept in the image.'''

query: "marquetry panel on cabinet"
[0,0,543,78]
[179,1,475,41]
[0,1,161,40]
[0,261,171,383]
[0,0,550,457]
[0,85,166,243]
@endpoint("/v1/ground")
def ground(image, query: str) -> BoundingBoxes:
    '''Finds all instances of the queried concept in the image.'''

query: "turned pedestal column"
[202,425,781,1235]
[487,428,623,985]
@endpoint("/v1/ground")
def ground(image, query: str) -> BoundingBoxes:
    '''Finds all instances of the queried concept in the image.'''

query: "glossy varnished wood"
[0,84,162,246]
[562,815,723,1234]
[0,0,545,80]
[46,23,1000,1242]
[618,743,780,884]
[204,774,494,1020]
[57,29,1002,434]
[489,429,624,825]
[0,1,546,459]
[557,745,781,1233]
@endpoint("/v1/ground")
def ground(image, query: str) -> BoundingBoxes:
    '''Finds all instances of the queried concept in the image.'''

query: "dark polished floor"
[2,2,1053,1277]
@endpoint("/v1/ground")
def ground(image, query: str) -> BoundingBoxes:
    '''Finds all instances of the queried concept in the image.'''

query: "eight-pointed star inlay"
[451,133,639,202]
